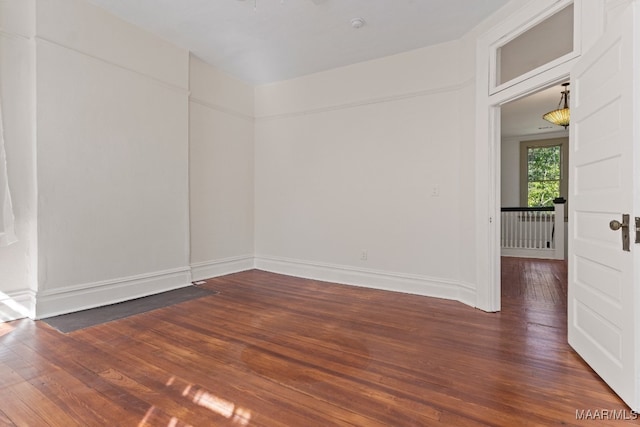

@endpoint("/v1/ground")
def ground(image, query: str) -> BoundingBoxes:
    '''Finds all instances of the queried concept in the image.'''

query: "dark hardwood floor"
[0,259,638,426]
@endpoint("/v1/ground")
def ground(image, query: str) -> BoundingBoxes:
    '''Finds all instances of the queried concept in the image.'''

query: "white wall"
[254,41,477,303]
[0,0,38,320]
[253,0,533,307]
[33,0,191,318]
[189,56,255,280]
[501,136,521,207]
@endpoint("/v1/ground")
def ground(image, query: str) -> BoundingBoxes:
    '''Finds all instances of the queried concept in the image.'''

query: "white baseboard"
[457,281,477,308]
[28,255,478,320]
[501,248,559,259]
[254,255,476,307]
[0,289,36,322]
[35,267,193,319]
[190,255,255,281]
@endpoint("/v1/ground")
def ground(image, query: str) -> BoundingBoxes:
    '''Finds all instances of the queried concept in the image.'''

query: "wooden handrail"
[501,206,554,212]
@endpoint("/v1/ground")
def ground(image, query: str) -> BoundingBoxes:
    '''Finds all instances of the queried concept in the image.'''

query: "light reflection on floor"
[138,375,252,427]
[0,321,14,337]
[0,291,30,322]
[190,388,252,426]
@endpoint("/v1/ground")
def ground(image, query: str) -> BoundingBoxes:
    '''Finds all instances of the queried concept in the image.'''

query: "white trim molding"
[35,36,189,95]
[35,267,192,319]
[0,29,34,42]
[255,255,477,307]
[255,78,474,121]
[190,255,255,281]
[189,97,254,122]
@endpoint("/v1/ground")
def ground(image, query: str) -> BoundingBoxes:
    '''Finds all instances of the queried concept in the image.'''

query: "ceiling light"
[542,83,570,129]
[350,18,366,29]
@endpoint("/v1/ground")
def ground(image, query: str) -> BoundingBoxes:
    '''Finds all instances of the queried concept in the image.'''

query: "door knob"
[609,220,627,231]
[609,214,630,251]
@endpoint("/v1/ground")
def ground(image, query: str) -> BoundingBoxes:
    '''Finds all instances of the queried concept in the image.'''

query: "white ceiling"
[85,0,510,84]
[501,84,570,138]
[85,0,567,137]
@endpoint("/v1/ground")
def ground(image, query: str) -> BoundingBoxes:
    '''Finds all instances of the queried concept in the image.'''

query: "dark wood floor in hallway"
[0,260,638,426]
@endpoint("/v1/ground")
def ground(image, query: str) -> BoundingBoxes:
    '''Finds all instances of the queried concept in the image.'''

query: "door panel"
[569,1,638,411]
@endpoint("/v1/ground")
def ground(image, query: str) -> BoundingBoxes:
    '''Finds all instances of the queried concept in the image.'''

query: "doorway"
[499,84,570,310]
[473,0,582,313]
[478,0,640,411]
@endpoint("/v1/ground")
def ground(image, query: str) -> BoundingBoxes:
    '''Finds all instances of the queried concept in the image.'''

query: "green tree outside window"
[527,145,560,207]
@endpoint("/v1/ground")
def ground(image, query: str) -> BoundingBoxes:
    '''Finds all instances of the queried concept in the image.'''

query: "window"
[491,2,576,93]
[520,138,568,207]
[496,4,574,87]
[527,145,560,206]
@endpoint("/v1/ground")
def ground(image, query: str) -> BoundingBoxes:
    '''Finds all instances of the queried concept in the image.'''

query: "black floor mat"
[42,286,217,333]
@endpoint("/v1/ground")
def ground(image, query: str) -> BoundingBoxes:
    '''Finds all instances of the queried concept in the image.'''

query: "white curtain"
[0,97,16,247]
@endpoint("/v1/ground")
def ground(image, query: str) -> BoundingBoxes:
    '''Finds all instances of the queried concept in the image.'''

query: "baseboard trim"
[457,281,477,308]
[35,267,193,319]
[501,248,558,259]
[30,256,478,319]
[254,255,476,307]
[190,255,255,281]
[0,289,36,322]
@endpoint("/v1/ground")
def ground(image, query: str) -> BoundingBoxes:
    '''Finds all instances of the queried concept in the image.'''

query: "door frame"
[474,0,605,312]
[477,69,572,312]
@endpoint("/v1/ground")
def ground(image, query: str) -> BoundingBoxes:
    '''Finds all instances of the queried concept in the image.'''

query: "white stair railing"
[501,199,565,260]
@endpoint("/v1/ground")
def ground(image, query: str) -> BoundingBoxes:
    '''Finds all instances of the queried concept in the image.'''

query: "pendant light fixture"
[543,83,570,129]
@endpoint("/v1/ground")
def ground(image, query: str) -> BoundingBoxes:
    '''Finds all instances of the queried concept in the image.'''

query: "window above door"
[490,1,579,95]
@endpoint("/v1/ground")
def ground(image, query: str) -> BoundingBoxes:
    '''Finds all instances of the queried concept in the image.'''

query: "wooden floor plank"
[88,318,395,427]
[26,370,118,426]
[4,381,81,426]
[0,388,49,427]
[0,260,638,426]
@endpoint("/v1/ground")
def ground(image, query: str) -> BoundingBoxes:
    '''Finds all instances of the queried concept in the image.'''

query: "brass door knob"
[610,220,625,231]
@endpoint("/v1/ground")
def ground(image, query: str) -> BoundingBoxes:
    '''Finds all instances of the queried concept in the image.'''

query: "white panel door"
[568,2,639,411]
